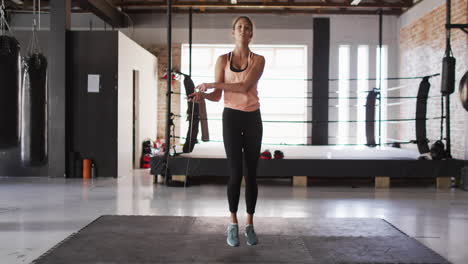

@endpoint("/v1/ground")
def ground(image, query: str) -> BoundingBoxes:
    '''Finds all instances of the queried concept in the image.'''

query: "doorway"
[133,70,140,169]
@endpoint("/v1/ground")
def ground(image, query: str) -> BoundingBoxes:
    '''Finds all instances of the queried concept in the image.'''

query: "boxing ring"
[172,142,419,160]
[151,71,467,188]
[151,142,465,185]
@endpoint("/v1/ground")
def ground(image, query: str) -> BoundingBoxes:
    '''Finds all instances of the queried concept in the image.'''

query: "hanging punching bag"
[415,77,430,154]
[459,71,468,112]
[21,53,48,166]
[441,56,456,95]
[0,35,22,149]
[365,89,378,147]
[182,75,200,153]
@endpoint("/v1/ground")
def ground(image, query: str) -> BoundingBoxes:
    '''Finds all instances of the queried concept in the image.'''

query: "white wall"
[397,0,446,55]
[118,32,158,177]
[398,0,443,29]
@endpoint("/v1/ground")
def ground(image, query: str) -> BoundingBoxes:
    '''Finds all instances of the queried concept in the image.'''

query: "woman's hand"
[188,92,205,103]
[195,83,213,93]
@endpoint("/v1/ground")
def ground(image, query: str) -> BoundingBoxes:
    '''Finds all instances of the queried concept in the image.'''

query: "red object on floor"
[141,154,151,168]
[83,159,91,179]
[260,150,272,160]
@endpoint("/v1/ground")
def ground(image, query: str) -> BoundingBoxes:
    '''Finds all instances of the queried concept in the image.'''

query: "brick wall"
[144,44,182,146]
[399,0,467,158]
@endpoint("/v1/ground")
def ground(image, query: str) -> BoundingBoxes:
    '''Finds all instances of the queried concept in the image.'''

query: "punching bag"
[441,56,456,95]
[182,75,200,153]
[182,74,210,153]
[365,89,378,147]
[415,77,430,154]
[0,35,22,149]
[459,71,468,112]
[21,53,48,166]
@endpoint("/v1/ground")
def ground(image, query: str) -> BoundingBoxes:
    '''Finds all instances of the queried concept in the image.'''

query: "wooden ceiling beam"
[122,8,402,15]
[115,1,412,9]
[77,0,127,27]
[6,0,409,15]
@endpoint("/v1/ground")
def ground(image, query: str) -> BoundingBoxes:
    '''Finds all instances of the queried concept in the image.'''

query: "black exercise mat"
[32,216,451,264]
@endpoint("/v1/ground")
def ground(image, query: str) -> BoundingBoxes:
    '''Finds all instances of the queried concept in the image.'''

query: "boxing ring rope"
[170,73,444,152]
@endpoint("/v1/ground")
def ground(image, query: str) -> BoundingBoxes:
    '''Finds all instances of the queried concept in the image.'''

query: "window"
[376,45,388,144]
[180,44,308,145]
[357,45,369,144]
[338,45,350,145]
[336,44,388,145]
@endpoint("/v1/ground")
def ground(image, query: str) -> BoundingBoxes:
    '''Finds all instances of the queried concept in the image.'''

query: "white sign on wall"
[87,74,100,93]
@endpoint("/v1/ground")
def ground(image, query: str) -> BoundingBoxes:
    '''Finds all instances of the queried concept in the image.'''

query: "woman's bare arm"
[199,55,265,93]
[204,55,225,102]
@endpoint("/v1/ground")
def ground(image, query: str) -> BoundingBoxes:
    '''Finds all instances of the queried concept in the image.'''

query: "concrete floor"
[1,170,468,264]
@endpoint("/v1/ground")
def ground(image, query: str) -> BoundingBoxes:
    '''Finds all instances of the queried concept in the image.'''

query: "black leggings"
[223,107,263,215]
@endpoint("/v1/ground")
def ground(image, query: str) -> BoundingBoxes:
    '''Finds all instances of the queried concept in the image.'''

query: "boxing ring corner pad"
[436,177,451,189]
[375,176,390,188]
[293,176,308,187]
[172,175,187,182]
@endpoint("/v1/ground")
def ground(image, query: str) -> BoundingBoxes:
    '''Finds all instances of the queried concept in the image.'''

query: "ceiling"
[4,0,415,16]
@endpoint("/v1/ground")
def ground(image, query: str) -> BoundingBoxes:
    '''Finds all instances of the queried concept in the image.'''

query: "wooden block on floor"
[172,175,186,182]
[436,177,450,189]
[375,176,390,188]
[293,176,308,187]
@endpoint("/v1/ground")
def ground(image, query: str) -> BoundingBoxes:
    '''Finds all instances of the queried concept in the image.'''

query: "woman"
[189,16,265,247]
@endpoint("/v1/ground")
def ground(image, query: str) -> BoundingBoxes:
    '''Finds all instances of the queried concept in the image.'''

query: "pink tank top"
[223,52,260,112]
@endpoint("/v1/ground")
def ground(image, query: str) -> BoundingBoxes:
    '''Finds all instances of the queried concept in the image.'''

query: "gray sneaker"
[226,223,239,247]
[245,225,258,246]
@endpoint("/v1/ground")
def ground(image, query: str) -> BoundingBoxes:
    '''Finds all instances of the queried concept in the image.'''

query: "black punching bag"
[182,75,200,153]
[459,71,468,111]
[365,89,378,147]
[415,77,430,154]
[0,35,22,149]
[21,53,48,166]
[441,56,456,95]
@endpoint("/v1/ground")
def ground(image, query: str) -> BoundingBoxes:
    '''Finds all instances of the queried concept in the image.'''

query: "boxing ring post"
[164,0,172,182]
[160,5,196,186]
[378,8,383,146]
[443,0,454,158]
[189,7,192,77]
